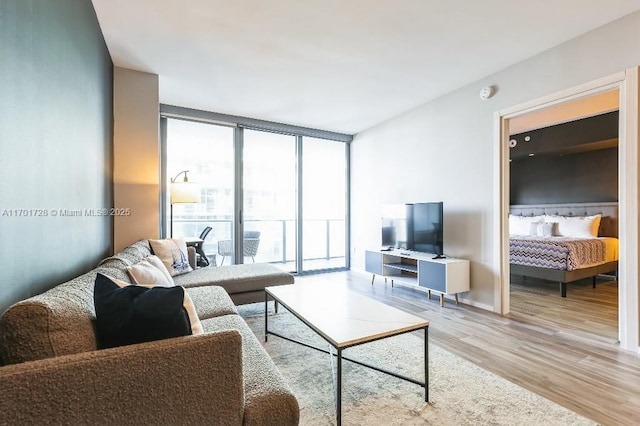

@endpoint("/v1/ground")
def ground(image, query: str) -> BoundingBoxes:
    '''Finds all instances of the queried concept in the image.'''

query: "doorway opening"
[494,69,640,351]
[507,90,619,343]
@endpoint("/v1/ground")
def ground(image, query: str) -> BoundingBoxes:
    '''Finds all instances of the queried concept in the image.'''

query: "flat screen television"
[381,202,444,259]
[409,202,444,258]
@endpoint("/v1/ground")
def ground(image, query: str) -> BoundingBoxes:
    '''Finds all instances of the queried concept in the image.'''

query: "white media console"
[365,249,470,306]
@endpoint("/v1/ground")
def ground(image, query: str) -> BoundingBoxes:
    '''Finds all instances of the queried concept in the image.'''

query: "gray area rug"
[239,303,596,426]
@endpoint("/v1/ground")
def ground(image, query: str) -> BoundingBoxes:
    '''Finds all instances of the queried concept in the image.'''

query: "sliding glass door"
[165,118,235,267]
[243,129,297,272]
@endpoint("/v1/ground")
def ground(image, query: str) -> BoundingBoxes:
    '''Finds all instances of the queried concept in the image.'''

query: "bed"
[509,202,619,297]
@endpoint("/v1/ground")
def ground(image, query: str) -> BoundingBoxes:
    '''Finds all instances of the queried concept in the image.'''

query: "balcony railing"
[171,217,346,268]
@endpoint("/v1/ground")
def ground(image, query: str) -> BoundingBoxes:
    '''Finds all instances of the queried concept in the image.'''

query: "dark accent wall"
[0,1,113,314]
[509,111,619,205]
[510,148,618,205]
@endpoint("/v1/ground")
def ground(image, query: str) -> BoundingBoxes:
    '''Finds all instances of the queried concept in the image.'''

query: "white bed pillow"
[509,215,543,236]
[544,214,601,238]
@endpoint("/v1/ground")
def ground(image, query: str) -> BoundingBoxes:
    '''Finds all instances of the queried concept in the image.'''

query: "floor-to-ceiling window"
[162,107,351,273]
[165,118,235,265]
[302,137,347,271]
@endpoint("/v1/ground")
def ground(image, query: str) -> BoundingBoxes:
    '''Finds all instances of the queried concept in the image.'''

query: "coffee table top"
[266,282,428,349]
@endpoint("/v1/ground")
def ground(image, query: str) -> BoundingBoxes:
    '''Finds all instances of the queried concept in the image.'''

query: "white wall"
[351,11,640,308]
[113,67,160,252]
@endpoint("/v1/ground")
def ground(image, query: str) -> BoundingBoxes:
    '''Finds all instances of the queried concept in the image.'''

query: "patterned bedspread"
[509,236,606,271]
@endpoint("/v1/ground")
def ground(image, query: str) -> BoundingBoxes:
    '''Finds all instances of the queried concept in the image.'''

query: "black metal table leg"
[337,347,342,426]
[424,326,429,402]
[264,292,268,342]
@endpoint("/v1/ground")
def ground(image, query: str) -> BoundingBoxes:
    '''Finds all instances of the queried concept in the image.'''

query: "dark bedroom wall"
[510,147,618,205]
[0,0,113,313]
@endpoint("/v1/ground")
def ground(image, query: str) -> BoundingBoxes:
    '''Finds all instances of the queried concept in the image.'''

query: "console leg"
[274,300,279,313]
[440,294,444,307]
[427,289,431,300]
[391,279,394,287]
[560,282,567,298]
[371,274,375,285]
[455,294,459,305]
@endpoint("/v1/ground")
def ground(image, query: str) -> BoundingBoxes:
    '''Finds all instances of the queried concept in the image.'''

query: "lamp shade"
[170,181,201,204]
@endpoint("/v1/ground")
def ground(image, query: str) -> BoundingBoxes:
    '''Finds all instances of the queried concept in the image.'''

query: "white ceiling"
[509,90,620,134]
[92,0,640,135]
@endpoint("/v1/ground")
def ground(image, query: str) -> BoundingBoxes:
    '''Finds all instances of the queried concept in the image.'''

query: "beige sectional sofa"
[0,239,299,425]
[175,260,294,306]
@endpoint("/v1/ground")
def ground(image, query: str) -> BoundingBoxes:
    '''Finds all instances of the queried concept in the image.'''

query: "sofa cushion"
[149,238,193,276]
[200,314,300,425]
[173,263,294,294]
[94,274,201,349]
[184,286,238,320]
[126,256,174,287]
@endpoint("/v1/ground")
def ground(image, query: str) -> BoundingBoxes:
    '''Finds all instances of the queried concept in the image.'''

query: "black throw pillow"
[94,273,192,349]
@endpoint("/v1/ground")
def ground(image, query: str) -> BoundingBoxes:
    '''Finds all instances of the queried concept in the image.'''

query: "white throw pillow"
[126,256,175,287]
[146,255,175,284]
[544,214,601,238]
[149,238,193,276]
[509,215,543,236]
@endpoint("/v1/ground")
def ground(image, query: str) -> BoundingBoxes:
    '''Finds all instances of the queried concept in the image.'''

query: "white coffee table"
[265,282,429,426]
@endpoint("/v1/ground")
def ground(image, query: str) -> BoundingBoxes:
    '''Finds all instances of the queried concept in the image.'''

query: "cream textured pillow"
[149,238,193,276]
[127,257,174,287]
[182,290,204,335]
[146,255,175,284]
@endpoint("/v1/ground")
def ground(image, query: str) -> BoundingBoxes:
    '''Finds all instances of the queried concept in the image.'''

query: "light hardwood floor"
[295,271,640,426]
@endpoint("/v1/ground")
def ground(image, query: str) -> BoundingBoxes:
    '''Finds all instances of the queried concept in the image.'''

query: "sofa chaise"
[0,239,299,425]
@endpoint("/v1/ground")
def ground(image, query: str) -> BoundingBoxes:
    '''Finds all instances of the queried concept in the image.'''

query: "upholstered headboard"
[509,202,618,238]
